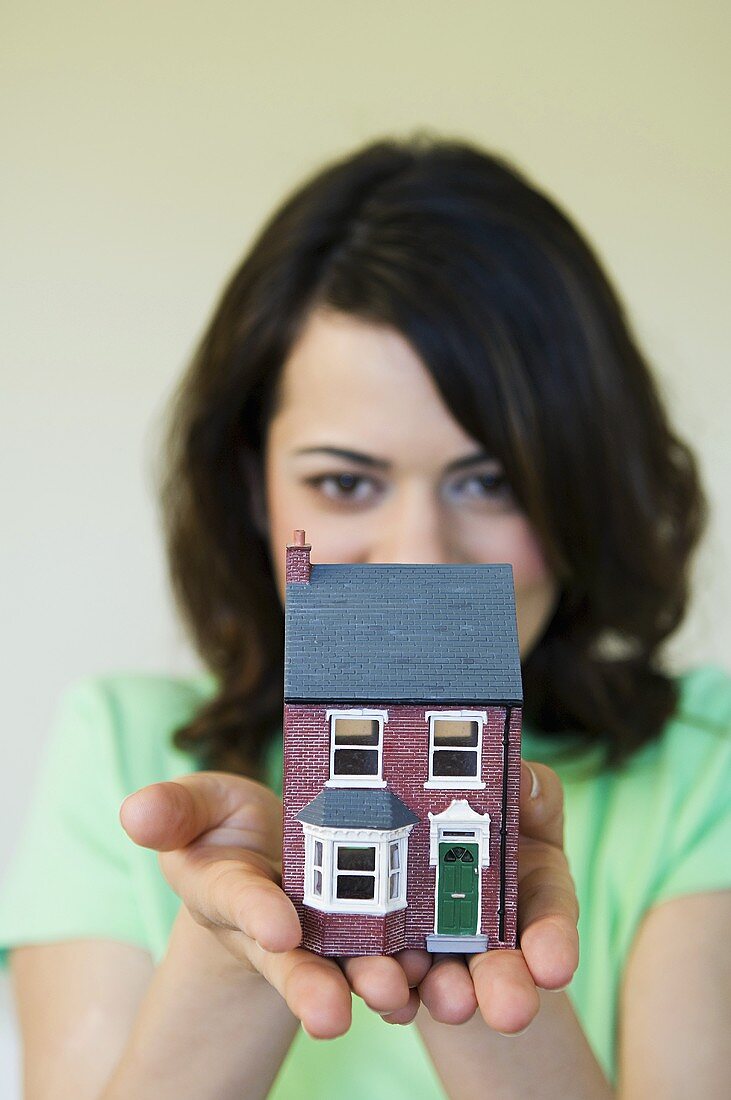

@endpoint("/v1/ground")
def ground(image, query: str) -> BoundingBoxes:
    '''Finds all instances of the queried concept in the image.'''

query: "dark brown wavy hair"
[161,131,706,776]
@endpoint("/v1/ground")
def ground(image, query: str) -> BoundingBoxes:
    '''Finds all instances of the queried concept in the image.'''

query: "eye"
[304,472,382,505]
[444,470,514,506]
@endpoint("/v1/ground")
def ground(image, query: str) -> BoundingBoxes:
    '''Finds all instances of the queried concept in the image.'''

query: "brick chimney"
[286,529,311,584]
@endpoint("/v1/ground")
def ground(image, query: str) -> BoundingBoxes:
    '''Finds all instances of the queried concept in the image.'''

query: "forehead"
[273,307,479,461]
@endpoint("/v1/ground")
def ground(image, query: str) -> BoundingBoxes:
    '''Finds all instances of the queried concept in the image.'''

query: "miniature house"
[282,530,523,957]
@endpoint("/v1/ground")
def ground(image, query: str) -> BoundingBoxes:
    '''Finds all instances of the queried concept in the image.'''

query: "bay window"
[302,826,409,913]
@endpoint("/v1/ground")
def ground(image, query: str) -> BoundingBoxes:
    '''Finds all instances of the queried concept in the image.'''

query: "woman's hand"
[120,761,578,1040]
[119,773,430,1039]
[417,760,579,1034]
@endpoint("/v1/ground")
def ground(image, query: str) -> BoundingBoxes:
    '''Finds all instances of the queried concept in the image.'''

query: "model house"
[282,530,523,957]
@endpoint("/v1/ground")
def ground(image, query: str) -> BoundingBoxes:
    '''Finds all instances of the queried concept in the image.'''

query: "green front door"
[437,843,479,936]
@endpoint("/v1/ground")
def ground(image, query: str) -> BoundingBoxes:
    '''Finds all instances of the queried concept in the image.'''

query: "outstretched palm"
[121,762,578,1038]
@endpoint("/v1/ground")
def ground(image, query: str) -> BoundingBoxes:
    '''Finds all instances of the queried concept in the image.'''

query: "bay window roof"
[296,787,419,831]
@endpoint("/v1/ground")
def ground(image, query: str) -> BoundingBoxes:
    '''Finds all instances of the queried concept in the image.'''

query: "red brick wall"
[283,702,522,954]
[303,908,406,956]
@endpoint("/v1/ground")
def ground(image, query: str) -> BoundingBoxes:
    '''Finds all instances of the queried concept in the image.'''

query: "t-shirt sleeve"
[650,670,731,907]
[651,765,731,906]
[0,678,150,967]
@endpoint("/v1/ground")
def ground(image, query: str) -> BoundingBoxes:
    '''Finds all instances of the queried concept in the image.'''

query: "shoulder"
[618,664,731,904]
[672,664,731,734]
[69,670,217,734]
[560,665,731,910]
[607,664,731,780]
[637,664,731,791]
[0,672,216,965]
[50,670,217,791]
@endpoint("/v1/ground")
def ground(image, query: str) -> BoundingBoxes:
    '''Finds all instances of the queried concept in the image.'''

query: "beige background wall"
[1,1,729,1088]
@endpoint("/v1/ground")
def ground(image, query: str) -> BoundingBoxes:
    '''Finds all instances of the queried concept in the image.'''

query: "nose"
[367,486,456,564]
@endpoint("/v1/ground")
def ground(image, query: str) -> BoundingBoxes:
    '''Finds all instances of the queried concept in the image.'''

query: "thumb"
[519,760,565,849]
[119,772,247,851]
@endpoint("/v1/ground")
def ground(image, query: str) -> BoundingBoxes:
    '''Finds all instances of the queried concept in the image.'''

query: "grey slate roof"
[285,562,522,705]
[296,787,420,830]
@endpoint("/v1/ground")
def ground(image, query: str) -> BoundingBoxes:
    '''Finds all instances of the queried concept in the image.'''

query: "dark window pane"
[334,718,380,745]
[337,846,376,871]
[389,843,399,871]
[336,874,375,899]
[334,747,379,775]
[433,719,478,747]
[313,869,322,895]
[432,749,478,777]
[313,840,323,866]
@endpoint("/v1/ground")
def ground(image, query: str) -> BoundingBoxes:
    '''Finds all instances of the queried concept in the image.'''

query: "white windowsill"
[303,897,408,916]
[325,778,387,788]
[423,780,486,790]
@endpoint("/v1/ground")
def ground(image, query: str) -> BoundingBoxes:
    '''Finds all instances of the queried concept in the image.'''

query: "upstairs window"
[425,712,486,789]
[327,710,387,786]
[433,719,479,777]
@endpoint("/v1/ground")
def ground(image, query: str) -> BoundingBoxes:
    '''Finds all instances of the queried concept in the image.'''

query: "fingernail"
[381,1013,412,1026]
[526,765,540,800]
[497,1024,531,1037]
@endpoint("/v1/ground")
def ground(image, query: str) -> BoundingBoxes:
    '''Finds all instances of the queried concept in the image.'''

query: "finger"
[120,772,259,851]
[520,916,579,992]
[338,954,411,1014]
[520,761,564,848]
[392,948,433,988]
[468,950,540,1035]
[164,854,302,953]
[245,939,353,1040]
[418,955,478,1025]
[381,988,421,1025]
[518,840,579,989]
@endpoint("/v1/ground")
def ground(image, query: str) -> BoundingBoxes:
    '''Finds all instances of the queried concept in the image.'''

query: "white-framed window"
[302,824,411,913]
[312,838,323,897]
[334,843,377,900]
[424,711,487,789]
[388,841,401,900]
[326,709,387,787]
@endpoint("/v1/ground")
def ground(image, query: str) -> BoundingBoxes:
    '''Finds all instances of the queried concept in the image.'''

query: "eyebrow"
[293,446,496,474]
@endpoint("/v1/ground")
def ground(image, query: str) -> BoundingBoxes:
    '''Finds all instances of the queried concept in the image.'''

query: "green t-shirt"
[1,666,730,1094]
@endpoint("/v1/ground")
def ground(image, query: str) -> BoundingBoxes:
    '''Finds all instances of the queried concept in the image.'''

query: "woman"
[2,134,729,1098]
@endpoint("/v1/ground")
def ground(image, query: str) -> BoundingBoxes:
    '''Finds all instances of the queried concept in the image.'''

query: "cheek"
[513,553,558,655]
[263,458,296,604]
[507,524,554,590]
[472,516,557,654]
[462,513,552,586]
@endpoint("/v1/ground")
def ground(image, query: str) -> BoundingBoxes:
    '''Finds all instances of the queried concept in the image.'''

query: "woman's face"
[263,307,558,657]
